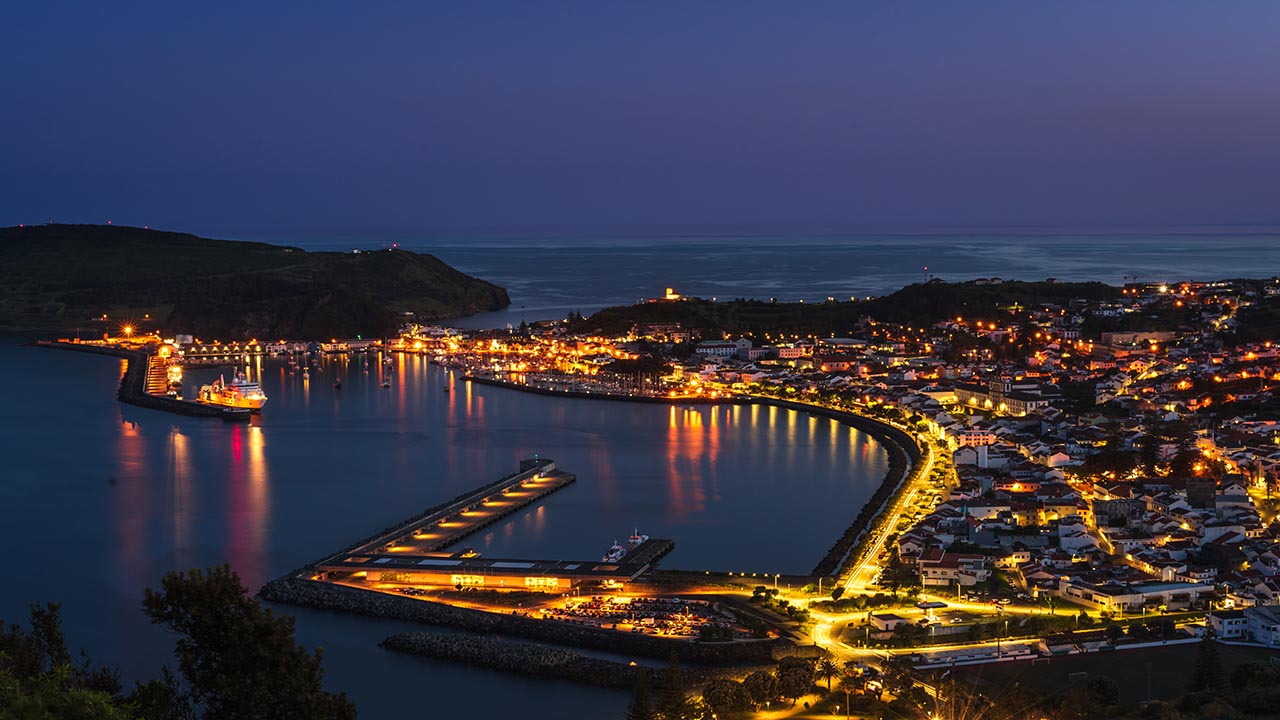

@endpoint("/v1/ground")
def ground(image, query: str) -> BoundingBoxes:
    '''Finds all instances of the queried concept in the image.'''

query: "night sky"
[3,2,1279,236]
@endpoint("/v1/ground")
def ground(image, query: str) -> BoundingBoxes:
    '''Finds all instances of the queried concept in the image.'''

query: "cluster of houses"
[419,278,1280,643]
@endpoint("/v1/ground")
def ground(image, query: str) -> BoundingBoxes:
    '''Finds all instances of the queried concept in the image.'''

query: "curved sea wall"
[460,376,924,579]
[260,577,781,663]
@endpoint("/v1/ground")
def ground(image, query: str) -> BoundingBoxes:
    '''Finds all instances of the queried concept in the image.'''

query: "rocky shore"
[380,632,721,688]
[260,577,782,663]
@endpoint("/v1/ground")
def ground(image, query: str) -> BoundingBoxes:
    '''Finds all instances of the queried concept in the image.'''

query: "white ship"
[602,540,626,563]
[197,372,267,412]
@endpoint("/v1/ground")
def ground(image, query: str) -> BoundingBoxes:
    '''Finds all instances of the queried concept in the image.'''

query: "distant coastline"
[0,223,510,339]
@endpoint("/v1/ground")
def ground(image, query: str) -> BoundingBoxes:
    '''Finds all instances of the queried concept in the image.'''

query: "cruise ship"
[197,373,267,412]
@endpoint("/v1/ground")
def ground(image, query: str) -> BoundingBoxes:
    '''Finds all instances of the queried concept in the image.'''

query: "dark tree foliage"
[700,678,752,715]
[0,603,128,718]
[742,669,778,707]
[142,565,355,720]
[1190,638,1225,693]
[625,674,655,720]
[656,653,691,720]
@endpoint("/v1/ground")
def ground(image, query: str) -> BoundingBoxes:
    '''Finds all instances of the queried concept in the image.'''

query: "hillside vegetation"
[576,280,1121,337]
[0,224,509,339]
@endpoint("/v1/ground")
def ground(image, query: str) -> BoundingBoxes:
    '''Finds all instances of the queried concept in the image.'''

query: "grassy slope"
[0,224,509,339]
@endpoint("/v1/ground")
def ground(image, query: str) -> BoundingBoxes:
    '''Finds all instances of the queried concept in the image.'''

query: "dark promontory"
[0,224,509,339]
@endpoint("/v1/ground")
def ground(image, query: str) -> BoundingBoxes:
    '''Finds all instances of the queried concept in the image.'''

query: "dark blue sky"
[3,2,1279,237]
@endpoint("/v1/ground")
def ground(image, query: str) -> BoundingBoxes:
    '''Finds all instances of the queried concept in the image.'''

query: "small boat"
[442,385,450,392]
[381,379,391,388]
[383,356,394,365]
[627,528,650,549]
[333,379,343,390]
[221,407,252,422]
[602,540,626,563]
[302,368,310,379]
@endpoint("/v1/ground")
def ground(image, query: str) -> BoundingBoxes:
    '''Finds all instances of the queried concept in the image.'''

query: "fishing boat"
[627,528,650,549]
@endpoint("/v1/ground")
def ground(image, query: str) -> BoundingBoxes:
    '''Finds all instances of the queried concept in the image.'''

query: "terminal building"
[318,552,649,592]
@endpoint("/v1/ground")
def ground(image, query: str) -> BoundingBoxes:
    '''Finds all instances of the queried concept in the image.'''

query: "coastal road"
[843,437,936,593]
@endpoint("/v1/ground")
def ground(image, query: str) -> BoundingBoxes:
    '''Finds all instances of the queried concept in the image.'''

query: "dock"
[313,459,669,592]
[619,538,675,565]
[343,458,575,558]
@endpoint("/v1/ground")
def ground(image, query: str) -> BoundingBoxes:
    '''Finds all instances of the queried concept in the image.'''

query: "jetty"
[619,538,675,565]
[307,459,674,593]
[338,457,576,558]
[35,340,234,418]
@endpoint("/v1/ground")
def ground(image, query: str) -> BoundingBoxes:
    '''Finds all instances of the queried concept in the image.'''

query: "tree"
[626,674,655,720]
[742,670,777,708]
[142,565,355,720]
[1191,637,1224,693]
[0,603,133,720]
[656,653,691,720]
[878,656,913,697]
[777,666,813,706]
[816,658,839,693]
[700,679,751,716]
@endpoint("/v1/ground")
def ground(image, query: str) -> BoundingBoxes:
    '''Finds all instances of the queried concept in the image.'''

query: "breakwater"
[460,375,924,579]
[34,341,224,417]
[380,632,732,688]
[260,577,782,663]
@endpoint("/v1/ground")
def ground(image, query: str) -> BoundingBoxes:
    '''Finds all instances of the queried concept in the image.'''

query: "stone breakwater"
[380,632,729,688]
[260,577,782,663]
[33,341,225,417]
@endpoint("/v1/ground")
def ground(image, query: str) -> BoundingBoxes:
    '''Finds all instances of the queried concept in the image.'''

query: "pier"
[311,459,671,592]
[618,538,675,565]
[37,339,265,420]
[343,457,576,557]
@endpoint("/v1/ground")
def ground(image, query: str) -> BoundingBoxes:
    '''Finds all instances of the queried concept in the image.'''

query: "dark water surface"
[0,340,886,717]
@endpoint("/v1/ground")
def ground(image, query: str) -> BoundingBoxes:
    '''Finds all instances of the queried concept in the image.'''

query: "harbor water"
[0,339,887,718]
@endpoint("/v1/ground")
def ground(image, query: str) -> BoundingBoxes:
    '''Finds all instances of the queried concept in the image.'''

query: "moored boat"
[627,528,650,549]
[602,540,626,563]
[197,372,267,412]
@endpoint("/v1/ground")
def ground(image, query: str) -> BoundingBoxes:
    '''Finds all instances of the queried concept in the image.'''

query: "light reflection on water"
[2,341,887,718]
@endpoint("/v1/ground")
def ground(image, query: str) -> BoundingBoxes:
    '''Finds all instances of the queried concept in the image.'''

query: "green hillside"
[0,224,509,339]
[575,279,1121,337]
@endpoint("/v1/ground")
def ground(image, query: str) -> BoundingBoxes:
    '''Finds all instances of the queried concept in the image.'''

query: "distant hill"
[0,224,509,339]
[574,279,1121,336]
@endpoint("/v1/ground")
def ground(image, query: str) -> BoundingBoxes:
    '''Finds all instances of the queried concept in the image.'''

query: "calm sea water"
[0,340,885,718]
